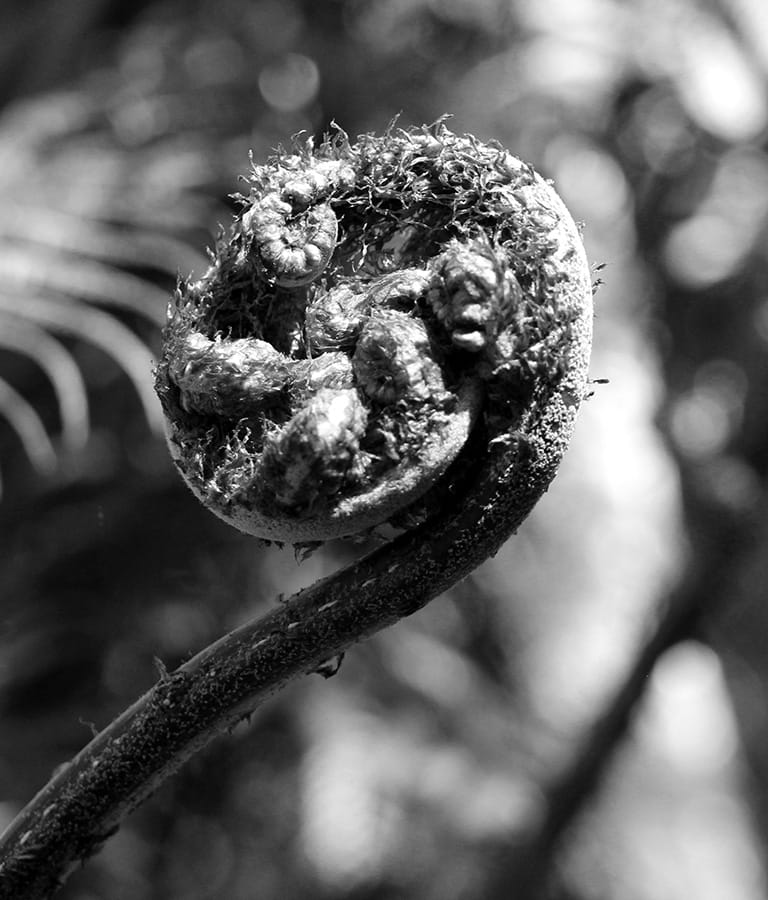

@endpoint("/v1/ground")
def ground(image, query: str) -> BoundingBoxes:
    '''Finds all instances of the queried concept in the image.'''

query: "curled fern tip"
[155,122,593,544]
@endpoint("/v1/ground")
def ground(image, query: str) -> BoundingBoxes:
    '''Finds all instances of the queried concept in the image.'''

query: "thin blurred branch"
[482,576,717,897]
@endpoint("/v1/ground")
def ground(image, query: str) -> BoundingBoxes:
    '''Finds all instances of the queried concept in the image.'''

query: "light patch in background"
[564,641,766,900]
[545,135,635,265]
[671,12,767,142]
[547,137,630,223]
[725,0,768,75]
[644,642,738,773]
[518,0,614,29]
[629,641,764,900]
[455,0,627,132]
[299,691,542,891]
[516,0,629,114]
[635,0,767,142]
[258,53,320,113]
[665,214,749,288]
[520,36,623,111]
[378,629,476,712]
[664,149,768,288]
[454,49,521,120]
[300,705,397,889]
[669,359,748,459]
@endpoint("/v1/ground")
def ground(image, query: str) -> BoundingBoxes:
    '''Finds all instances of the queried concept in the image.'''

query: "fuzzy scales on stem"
[0,121,593,899]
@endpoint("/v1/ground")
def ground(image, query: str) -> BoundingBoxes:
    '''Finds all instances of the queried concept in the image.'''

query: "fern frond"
[0,248,168,326]
[0,313,89,452]
[0,203,207,278]
[0,293,163,433]
[0,375,57,487]
[0,11,276,495]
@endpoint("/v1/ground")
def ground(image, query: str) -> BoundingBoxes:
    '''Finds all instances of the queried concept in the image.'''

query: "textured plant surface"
[155,121,592,543]
[0,122,592,899]
[6,3,768,898]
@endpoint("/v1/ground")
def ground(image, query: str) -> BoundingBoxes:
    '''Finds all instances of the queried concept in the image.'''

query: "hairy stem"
[0,123,592,898]
[0,391,578,898]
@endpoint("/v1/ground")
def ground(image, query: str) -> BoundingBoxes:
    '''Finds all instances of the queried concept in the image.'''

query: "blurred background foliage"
[1,0,768,897]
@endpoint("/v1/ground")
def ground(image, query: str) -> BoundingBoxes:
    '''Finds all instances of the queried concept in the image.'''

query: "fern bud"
[155,122,593,543]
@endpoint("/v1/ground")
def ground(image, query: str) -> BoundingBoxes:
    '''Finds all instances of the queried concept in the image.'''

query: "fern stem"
[0,361,581,898]
[0,123,593,898]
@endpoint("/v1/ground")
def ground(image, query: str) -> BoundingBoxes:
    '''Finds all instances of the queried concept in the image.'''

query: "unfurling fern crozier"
[0,124,594,900]
[155,123,593,544]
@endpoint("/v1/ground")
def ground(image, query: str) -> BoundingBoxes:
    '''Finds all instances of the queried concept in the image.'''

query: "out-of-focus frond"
[0,203,206,277]
[0,312,89,453]
[0,375,57,493]
[0,248,168,326]
[0,4,286,498]
[0,293,164,434]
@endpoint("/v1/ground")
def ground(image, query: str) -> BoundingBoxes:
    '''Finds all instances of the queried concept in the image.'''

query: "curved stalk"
[0,361,583,898]
[0,123,593,898]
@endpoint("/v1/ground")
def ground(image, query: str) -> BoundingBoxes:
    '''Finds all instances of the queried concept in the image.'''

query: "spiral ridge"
[155,122,592,543]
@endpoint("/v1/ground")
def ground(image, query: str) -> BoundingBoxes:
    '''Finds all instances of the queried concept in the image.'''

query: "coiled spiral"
[155,122,593,543]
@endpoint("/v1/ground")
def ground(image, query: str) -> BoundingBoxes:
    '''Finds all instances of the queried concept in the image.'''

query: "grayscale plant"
[0,121,592,898]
